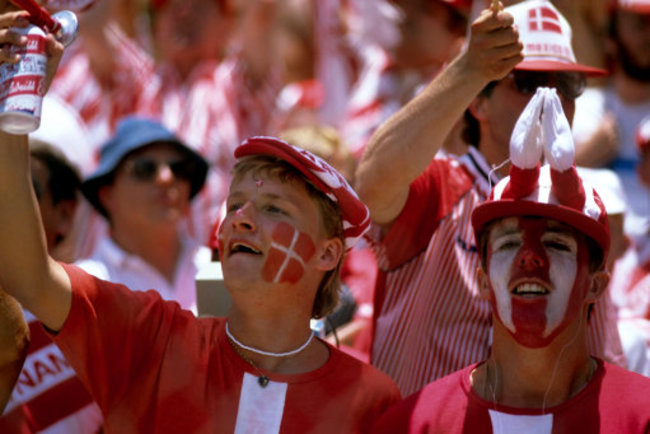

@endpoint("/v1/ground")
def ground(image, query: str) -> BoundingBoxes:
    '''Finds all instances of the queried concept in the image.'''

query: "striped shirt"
[0,312,102,432]
[369,148,625,395]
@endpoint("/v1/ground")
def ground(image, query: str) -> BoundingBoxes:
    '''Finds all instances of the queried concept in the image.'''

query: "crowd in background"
[0,0,649,431]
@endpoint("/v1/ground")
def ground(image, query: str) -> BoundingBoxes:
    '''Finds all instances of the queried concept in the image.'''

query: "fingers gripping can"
[0,11,78,134]
[0,24,49,134]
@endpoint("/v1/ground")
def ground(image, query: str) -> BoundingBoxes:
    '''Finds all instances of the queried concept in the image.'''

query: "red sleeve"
[51,263,189,412]
[377,158,473,270]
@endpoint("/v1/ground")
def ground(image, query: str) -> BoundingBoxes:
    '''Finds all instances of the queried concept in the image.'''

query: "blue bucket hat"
[81,116,209,218]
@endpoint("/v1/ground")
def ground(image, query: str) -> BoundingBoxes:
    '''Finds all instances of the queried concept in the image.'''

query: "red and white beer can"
[0,10,78,134]
[0,24,48,134]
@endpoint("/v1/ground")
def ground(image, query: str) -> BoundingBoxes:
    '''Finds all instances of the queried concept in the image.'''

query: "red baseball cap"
[234,136,371,250]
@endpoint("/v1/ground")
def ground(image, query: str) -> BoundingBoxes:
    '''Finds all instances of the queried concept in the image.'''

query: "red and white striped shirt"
[0,312,102,433]
[369,148,625,395]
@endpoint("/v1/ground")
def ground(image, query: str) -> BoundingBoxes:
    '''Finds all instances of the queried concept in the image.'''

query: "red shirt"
[51,264,401,433]
[372,360,650,434]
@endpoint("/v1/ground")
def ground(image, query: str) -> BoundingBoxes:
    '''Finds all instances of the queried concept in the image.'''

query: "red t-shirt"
[52,264,401,433]
[372,360,650,434]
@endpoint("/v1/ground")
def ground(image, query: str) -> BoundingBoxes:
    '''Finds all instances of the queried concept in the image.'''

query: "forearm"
[0,132,70,330]
[355,57,491,224]
[354,5,523,225]
[0,134,48,297]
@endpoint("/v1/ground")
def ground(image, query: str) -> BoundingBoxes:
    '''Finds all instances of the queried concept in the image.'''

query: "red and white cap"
[507,0,608,76]
[614,0,650,14]
[472,87,610,262]
[637,115,650,152]
[234,136,371,250]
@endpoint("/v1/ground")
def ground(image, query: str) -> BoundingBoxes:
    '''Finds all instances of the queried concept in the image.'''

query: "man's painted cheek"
[262,222,316,284]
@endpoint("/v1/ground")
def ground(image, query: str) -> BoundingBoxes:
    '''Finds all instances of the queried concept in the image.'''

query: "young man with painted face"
[0,19,401,428]
[354,0,624,395]
[371,88,650,433]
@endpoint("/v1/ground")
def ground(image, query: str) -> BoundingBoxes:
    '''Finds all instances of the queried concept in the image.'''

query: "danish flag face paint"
[262,222,316,284]
[486,217,591,347]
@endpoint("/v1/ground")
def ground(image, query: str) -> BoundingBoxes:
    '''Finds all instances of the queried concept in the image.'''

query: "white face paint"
[486,217,583,345]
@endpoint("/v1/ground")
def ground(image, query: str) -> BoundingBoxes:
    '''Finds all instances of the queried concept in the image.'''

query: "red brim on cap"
[472,199,610,260]
[515,60,609,77]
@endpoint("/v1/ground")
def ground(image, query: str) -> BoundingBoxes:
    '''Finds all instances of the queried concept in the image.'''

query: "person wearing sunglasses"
[77,116,212,315]
[354,0,625,396]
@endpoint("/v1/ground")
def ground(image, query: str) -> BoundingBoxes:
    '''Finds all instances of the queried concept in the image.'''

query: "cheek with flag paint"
[262,222,316,284]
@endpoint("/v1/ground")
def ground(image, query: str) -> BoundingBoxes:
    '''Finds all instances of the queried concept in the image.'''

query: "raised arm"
[0,289,29,413]
[354,5,523,225]
[0,11,72,332]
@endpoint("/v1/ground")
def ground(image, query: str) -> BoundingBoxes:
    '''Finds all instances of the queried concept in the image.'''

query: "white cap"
[506,0,608,76]
[29,95,96,178]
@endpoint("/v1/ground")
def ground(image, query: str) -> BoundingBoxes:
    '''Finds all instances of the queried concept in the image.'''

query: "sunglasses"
[123,157,197,182]
[508,71,586,100]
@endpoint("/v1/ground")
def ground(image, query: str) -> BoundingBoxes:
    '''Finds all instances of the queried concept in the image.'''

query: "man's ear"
[477,267,491,300]
[585,270,610,303]
[316,238,343,272]
[469,96,489,122]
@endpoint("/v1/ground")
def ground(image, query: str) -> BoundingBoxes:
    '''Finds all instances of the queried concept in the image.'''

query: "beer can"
[0,24,48,135]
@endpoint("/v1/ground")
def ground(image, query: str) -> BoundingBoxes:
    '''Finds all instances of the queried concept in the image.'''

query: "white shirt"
[76,234,212,315]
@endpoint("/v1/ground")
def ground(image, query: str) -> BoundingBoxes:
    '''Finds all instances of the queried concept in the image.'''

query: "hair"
[29,142,81,205]
[231,155,345,319]
[461,81,499,148]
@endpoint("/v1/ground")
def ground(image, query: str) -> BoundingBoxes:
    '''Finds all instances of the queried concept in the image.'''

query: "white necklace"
[225,322,315,358]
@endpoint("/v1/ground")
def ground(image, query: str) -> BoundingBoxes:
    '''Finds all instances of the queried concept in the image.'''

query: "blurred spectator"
[0,96,103,432]
[271,0,324,132]
[573,0,650,238]
[608,115,650,377]
[51,0,283,245]
[341,0,469,159]
[76,117,212,314]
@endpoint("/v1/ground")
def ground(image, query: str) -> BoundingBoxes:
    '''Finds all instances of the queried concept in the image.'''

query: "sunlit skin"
[218,171,338,292]
[484,216,593,348]
[262,221,316,284]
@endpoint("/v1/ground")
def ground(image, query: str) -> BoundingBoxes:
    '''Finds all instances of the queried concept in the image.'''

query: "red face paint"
[487,217,593,348]
[508,218,552,347]
[262,222,316,284]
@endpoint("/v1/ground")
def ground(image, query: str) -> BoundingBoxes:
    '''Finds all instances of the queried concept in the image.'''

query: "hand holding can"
[0,8,77,134]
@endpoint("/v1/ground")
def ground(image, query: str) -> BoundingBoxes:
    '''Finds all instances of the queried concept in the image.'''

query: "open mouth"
[229,242,262,255]
[511,283,549,297]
